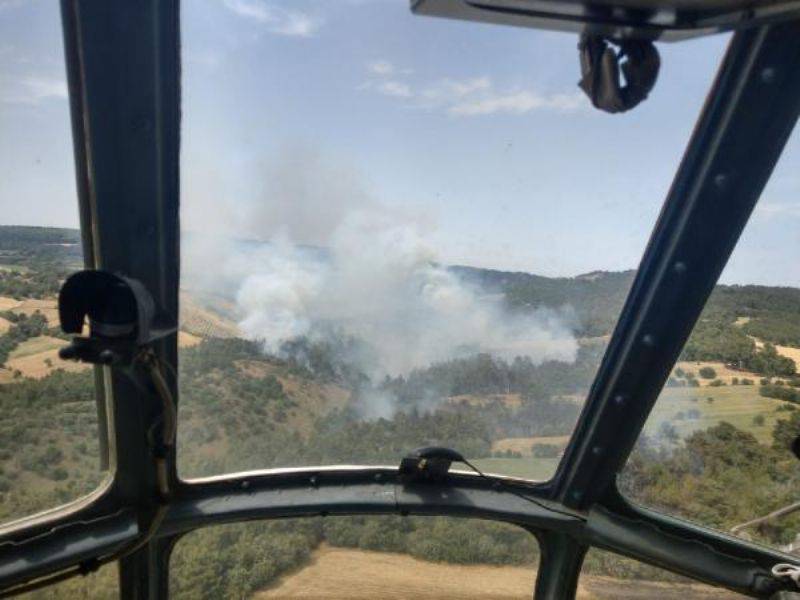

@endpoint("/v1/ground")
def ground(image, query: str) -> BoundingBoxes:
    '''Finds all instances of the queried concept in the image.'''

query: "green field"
[472,384,787,483]
[0,264,30,273]
[645,384,789,444]
[472,457,560,481]
[8,335,64,360]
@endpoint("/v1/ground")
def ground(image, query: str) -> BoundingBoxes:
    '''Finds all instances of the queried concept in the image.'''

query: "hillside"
[3,225,799,366]
[3,224,800,487]
[2,225,800,598]
[247,545,733,600]
[451,265,636,338]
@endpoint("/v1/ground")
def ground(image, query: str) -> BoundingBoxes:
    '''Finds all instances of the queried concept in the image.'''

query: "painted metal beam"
[555,19,800,511]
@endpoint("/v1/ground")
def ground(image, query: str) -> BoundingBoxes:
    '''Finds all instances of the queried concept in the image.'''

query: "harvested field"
[469,457,559,481]
[0,296,21,310]
[9,335,63,359]
[648,385,789,444]
[5,336,89,379]
[256,546,738,600]
[257,546,536,600]
[674,361,760,386]
[447,393,522,408]
[180,292,239,338]
[10,297,59,325]
[178,331,202,348]
[775,344,800,371]
[492,435,570,456]
[749,337,800,371]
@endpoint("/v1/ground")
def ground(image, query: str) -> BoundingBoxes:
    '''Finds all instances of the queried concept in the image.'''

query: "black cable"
[459,458,584,521]
[0,565,86,598]
[0,353,177,599]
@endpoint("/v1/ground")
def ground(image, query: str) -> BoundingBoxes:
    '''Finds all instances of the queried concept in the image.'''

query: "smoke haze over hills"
[183,146,578,377]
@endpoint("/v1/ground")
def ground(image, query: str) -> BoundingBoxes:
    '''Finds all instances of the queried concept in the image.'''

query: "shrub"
[531,444,561,458]
[48,467,68,481]
[760,384,800,404]
[699,367,717,379]
[753,415,766,426]
[708,379,726,387]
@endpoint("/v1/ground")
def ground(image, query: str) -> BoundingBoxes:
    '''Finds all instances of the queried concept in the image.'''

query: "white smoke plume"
[184,145,578,379]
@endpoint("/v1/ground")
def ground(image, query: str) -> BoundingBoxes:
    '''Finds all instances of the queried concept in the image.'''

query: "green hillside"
[2,225,800,598]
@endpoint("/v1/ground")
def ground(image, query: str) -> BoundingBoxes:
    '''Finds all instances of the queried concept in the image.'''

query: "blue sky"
[1,0,798,284]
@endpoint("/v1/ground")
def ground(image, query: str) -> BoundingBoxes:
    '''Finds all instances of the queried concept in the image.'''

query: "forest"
[2,225,800,598]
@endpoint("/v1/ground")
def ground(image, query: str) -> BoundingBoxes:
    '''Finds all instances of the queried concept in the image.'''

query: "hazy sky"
[1,0,798,285]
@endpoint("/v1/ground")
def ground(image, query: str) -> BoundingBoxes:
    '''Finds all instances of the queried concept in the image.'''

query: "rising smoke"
[184,145,578,391]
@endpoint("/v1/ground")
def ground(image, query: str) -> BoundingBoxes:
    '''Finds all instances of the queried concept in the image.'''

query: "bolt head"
[713,173,729,190]
[761,67,777,84]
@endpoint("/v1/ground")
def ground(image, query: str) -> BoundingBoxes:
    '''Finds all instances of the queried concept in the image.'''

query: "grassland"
[178,331,202,348]
[256,546,735,600]
[491,435,570,456]
[472,457,560,481]
[774,344,800,369]
[8,335,64,359]
[0,296,21,310]
[478,372,792,476]
[674,360,761,386]
[10,297,59,325]
[1,335,88,382]
[180,291,240,338]
[647,384,790,444]
[0,264,30,273]
[257,545,536,600]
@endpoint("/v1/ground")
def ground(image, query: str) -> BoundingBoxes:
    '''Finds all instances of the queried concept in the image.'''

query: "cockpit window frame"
[1,2,799,598]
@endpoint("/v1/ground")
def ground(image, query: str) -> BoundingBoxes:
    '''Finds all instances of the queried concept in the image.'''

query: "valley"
[0,225,797,599]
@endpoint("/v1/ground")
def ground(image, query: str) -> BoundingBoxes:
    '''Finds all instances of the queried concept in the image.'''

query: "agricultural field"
[255,546,736,600]
[2,226,800,599]
[472,457,560,481]
[256,545,537,600]
[3,335,87,381]
[10,297,59,325]
[673,360,760,386]
[492,435,571,456]
[0,297,20,310]
[647,384,791,444]
[772,345,800,369]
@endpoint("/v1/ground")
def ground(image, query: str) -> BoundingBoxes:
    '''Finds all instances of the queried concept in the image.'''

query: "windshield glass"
[178,0,730,481]
[581,549,747,598]
[171,516,538,599]
[0,1,108,527]
[620,129,800,552]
